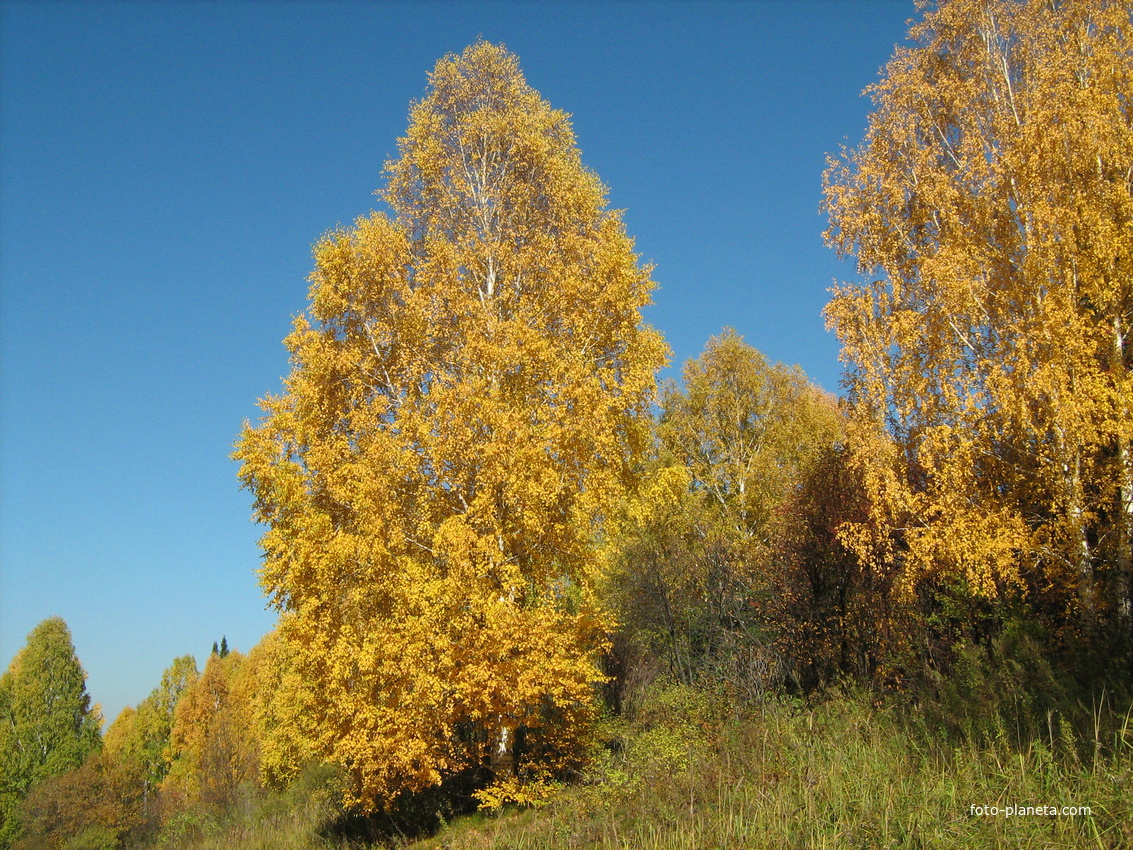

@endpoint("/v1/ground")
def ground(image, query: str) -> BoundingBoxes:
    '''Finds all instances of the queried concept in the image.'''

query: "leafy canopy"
[824,0,1133,626]
[0,618,101,847]
[612,330,841,689]
[235,41,666,810]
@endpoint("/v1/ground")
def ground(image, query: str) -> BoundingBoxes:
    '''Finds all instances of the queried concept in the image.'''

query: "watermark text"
[969,804,1091,818]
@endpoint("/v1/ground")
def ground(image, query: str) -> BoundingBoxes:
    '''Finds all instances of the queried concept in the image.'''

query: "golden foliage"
[824,0,1133,622]
[163,651,259,812]
[235,41,666,810]
[247,626,319,788]
[612,331,842,690]
[658,329,842,545]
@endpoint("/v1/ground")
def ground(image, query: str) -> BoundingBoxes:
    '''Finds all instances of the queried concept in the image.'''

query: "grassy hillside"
[407,685,1132,850]
[145,684,1132,850]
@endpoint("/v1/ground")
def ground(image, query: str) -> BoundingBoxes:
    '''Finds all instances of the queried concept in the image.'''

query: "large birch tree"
[235,42,665,810]
[824,0,1132,642]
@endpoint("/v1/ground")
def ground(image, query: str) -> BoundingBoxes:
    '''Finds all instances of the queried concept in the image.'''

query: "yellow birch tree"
[247,627,319,789]
[235,41,666,810]
[163,651,259,813]
[824,0,1132,639]
[611,330,841,690]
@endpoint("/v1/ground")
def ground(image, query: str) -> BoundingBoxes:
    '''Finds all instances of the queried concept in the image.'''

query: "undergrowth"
[142,680,1133,850]
[407,682,1133,850]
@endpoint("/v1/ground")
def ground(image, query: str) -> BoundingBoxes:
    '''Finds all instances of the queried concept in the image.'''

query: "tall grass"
[409,684,1133,850]
[141,682,1133,850]
[151,765,349,850]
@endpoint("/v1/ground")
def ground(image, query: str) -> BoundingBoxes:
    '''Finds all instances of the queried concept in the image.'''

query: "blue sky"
[0,0,913,724]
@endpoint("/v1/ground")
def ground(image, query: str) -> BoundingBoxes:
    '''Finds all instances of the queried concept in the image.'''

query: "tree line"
[2,0,1130,845]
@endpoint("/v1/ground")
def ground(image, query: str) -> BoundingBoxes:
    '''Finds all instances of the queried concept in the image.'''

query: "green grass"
[149,765,350,850]
[407,684,1133,850]
[140,684,1133,850]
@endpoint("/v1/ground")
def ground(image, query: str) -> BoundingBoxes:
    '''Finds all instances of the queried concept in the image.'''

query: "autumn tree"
[824,0,1133,654]
[772,435,901,692]
[0,618,101,848]
[12,654,200,849]
[248,627,319,789]
[163,651,258,814]
[14,749,145,850]
[611,331,841,695]
[658,330,842,543]
[100,654,197,820]
[235,41,666,810]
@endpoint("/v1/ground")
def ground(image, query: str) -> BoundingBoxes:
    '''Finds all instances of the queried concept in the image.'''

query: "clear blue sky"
[0,0,913,724]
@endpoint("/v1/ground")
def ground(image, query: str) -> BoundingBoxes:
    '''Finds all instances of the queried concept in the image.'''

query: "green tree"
[235,41,666,811]
[823,0,1133,653]
[0,618,101,847]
